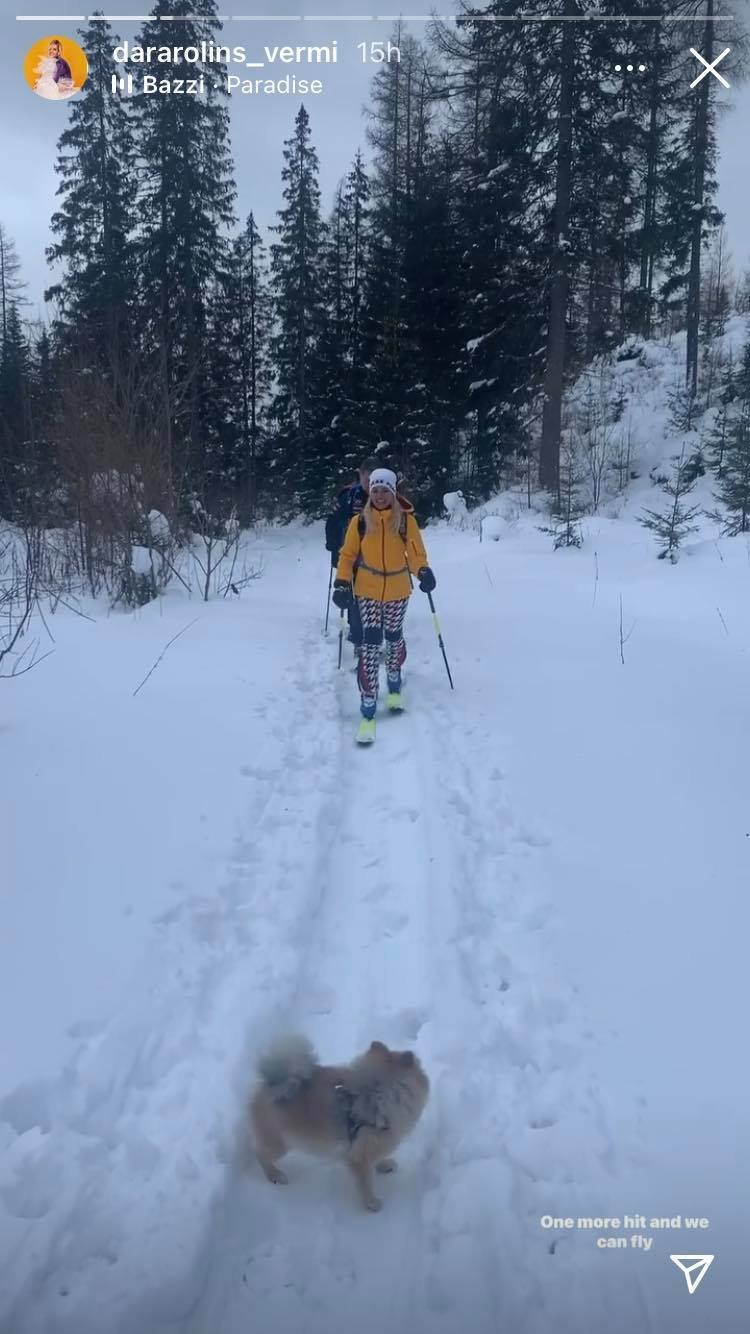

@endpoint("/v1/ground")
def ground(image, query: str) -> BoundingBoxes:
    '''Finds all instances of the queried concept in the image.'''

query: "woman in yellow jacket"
[333,467,436,744]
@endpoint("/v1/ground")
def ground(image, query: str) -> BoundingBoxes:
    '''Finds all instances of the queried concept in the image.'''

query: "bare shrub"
[54,352,178,605]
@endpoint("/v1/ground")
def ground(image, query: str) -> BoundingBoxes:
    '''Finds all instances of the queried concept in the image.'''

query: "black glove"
[417,566,436,593]
[332,580,352,610]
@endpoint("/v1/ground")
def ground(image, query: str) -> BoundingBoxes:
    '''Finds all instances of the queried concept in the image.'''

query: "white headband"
[369,467,397,496]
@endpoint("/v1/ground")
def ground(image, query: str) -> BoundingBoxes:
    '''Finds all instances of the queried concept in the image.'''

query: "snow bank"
[480,515,504,541]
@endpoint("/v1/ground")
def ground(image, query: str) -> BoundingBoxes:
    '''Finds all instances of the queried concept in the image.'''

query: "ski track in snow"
[2,599,647,1334]
[1,610,340,1334]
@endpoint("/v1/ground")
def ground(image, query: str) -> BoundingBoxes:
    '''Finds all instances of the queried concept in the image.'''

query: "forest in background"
[1,0,749,621]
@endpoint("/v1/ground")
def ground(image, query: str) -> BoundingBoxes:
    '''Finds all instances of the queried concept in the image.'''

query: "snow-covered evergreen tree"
[205,212,273,519]
[45,16,137,358]
[640,450,701,561]
[712,339,750,534]
[269,105,327,513]
[713,404,750,535]
[0,304,32,517]
[131,0,236,490]
[660,6,725,392]
[0,226,29,348]
[233,214,272,518]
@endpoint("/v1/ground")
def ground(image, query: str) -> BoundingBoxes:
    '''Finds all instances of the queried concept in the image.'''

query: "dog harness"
[334,1083,390,1144]
[334,1084,362,1144]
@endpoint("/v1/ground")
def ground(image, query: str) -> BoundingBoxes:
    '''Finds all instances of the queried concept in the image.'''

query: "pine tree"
[0,226,28,347]
[269,104,327,513]
[360,32,439,465]
[225,212,272,518]
[312,152,373,487]
[667,378,700,434]
[548,431,585,549]
[707,399,731,479]
[399,135,464,513]
[317,182,356,486]
[639,450,701,561]
[684,0,724,396]
[712,339,750,534]
[666,373,705,506]
[539,0,577,493]
[45,16,137,359]
[698,226,732,412]
[0,304,33,517]
[27,326,58,512]
[440,7,547,502]
[735,269,750,316]
[714,404,750,535]
[132,0,237,488]
[345,152,370,378]
[660,3,725,390]
[623,16,683,340]
[336,151,373,469]
[197,212,272,518]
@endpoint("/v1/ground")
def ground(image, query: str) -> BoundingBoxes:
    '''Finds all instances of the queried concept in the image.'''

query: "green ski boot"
[386,691,404,713]
[356,717,376,745]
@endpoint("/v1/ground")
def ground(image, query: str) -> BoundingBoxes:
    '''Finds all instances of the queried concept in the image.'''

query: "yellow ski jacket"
[336,500,429,603]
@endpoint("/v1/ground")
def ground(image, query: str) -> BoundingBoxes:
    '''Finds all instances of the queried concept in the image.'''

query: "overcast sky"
[2,0,749,318]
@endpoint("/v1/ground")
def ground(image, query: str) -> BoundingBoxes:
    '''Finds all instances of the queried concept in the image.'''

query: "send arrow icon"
[670,1254,715,1294]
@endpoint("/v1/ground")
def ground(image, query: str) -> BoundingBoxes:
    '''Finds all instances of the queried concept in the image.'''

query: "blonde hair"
[362,494,405,537]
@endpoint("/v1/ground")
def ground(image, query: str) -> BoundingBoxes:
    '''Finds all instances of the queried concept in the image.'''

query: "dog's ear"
[369,1040,388,1055]
[400,1050,415,1067]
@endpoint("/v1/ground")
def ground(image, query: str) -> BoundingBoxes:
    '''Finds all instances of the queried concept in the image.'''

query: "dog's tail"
[256,1034,317,1102]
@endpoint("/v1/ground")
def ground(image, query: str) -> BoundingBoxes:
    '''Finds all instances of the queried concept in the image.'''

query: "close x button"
[690,47,731,88]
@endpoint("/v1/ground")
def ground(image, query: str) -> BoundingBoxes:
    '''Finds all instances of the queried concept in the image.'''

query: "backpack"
[325,483,366,555]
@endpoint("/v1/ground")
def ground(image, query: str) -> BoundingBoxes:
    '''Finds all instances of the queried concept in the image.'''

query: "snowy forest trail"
[0,566,652,1334]
[164,598,649,1334]
[171,633,527,1334]
[3,519,747,1334]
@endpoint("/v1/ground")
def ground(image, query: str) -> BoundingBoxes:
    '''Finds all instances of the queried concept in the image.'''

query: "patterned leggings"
[356,596,408,718]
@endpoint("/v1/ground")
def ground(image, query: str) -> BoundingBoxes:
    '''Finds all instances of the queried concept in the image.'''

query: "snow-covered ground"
[2,341,749,1332]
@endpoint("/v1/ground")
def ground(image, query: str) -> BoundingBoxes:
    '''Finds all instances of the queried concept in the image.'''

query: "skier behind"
[332,466,436,744]
[325,457,376,657]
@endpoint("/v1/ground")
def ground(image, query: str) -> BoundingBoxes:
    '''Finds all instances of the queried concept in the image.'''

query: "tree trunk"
[686,0,714,395]
[639,25,662,339]
[539,0,576,493]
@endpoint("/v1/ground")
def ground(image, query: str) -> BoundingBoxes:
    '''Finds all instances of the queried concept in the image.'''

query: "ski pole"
[337,608,346,670]
[426,591,454,690]
[324,563,334,634]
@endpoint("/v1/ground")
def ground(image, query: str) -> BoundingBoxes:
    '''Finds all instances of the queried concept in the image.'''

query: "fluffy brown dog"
[250,1035,429,1211]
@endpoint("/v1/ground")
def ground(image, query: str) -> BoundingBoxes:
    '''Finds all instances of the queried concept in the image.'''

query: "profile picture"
[24,35,88,101]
